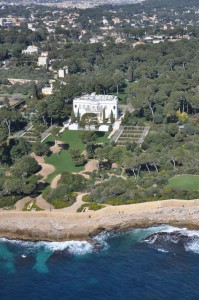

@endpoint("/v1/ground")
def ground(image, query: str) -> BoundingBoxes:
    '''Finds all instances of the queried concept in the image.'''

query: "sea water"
[0,225,199,300]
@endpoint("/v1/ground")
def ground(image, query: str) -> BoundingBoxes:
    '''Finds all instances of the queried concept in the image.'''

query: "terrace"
[111,126,150,145]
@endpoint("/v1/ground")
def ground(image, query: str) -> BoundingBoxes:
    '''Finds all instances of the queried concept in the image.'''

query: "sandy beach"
[0,199,199,241]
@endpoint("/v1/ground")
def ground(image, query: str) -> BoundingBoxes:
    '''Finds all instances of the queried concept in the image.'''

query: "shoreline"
[0,199,199,242]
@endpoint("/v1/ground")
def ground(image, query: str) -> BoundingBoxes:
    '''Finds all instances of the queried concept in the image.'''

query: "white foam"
[0,238,94,255]
[93,231,110,250]
[141,225,198,240]
[157,248,169,253]
[144,234,158,244]
[39,240,94,255]
[185,240,199,254]
[158,227,199,238]
[139,226,199,255]
[1,225,199,255]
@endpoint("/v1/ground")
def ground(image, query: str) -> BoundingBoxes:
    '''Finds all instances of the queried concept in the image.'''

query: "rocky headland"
[0,199,199,242]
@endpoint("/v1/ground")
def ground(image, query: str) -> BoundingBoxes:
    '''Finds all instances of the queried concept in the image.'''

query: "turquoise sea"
[0,225,199,300]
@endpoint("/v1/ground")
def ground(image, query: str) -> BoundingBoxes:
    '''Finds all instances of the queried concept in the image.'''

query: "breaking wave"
[39,240,94,255]
[0,225,199,260]
[142,225,199,255]
[0,238,94,255]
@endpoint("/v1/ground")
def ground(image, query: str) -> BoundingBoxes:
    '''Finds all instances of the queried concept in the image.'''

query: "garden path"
[35,194,52,210]
[51,174,61,189]
[15,196,33,211]
[30,152,55,180]
[60,193,87,213]
[83,159,98,172]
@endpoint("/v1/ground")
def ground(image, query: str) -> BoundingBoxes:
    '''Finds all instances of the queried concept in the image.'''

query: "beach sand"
[0,199,199,241]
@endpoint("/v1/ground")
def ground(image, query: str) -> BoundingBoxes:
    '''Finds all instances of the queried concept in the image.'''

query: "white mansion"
[73,93,118,123]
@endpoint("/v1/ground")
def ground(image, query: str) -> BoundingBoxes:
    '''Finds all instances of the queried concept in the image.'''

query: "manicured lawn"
[168,175,199,191]
[44,130,109,183]
[44,131,85,182]
[59,130,86,151]
[95,131,110,143]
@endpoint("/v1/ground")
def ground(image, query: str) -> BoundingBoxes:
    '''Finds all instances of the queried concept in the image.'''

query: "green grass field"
[44,131,85,182]
[168,175,199,191]
[44,130,109,183]
[95,131,109,143]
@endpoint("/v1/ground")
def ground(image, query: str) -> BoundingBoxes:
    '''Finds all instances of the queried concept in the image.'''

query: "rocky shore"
[0,199,199,241]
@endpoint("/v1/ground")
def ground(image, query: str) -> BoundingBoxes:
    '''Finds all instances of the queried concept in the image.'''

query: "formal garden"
[1,4,199,210]
[44,129,109,183]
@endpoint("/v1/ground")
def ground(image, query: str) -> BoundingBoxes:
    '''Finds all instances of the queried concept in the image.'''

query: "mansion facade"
[73,93,118,123]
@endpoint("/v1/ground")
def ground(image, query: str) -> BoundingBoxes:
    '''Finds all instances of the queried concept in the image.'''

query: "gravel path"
[31,152,55,180]
[51,174,61,189]
[15,197,32,211]
[35,194,52,210]
[84,159,98,172]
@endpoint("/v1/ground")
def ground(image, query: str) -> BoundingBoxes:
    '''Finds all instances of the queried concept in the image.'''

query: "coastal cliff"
[0,199,199,241]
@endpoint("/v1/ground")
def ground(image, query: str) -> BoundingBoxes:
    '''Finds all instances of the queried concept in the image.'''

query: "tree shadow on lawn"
[32,181,50,197]
[46,141,55,147]
[95,132,105,138]
[60,143,69,150]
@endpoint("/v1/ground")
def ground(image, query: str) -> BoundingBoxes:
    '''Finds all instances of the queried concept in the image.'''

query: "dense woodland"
[0,0,199,207]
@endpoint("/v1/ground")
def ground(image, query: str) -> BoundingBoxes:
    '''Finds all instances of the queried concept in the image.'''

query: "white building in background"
[37,56,48,67]
[27,23,36,31]
[58,66,69,78]
[41,81,55,95]
[73,93,118,123]
[22,45,38,55]
[37,51,48,67]
[42,85,53,95]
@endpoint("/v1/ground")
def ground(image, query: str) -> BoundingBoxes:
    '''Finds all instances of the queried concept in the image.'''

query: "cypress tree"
[77,109,80,124]
[32,83,38,99]
[3,96,10,107]
[127,66,133,82]
[110,110,115,124]
[102,108,106,124]
[70,110,76,123]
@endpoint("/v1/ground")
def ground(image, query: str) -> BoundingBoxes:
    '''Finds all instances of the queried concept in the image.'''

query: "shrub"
[77,202,104,212]
[59,172,86,191]
[0,195,21,208]
[154,113,163,124]
[11,156,40,177]
[33,142,50,156]
[82,194,89,202]
[23,199,43,211]
[69,149,87,166]
[49,198,75,209]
